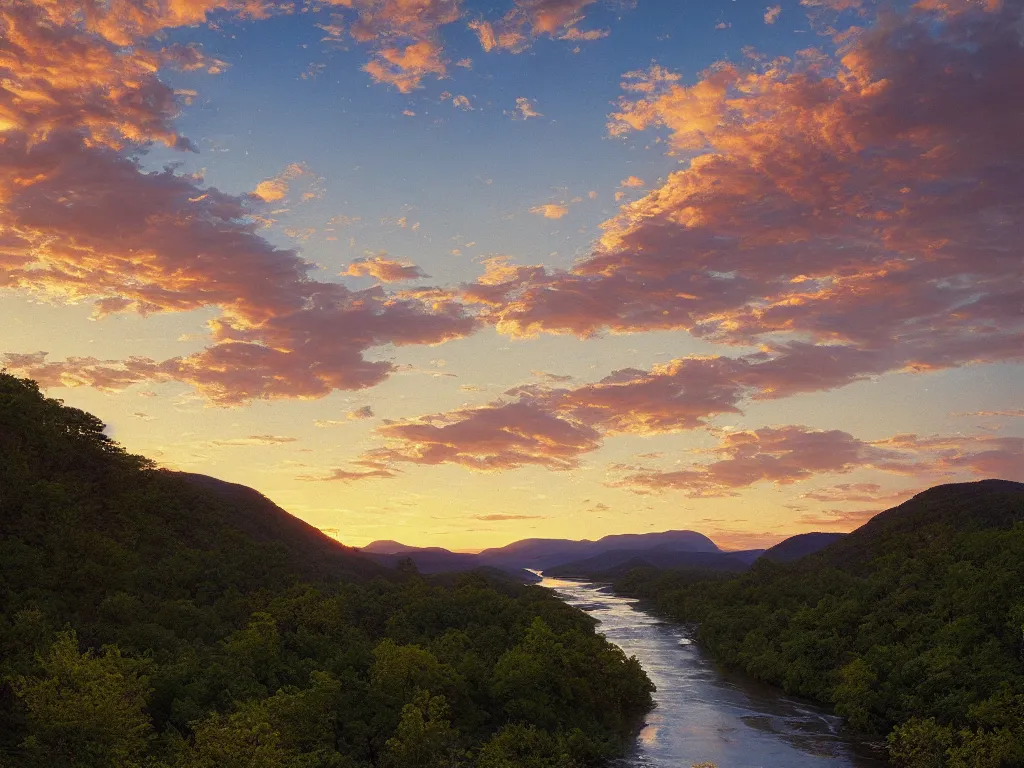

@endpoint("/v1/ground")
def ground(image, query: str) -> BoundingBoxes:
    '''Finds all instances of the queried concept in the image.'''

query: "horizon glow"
[2,0,1022,550]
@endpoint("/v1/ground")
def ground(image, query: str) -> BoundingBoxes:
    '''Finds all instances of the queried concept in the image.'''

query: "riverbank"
[541,576,885,768]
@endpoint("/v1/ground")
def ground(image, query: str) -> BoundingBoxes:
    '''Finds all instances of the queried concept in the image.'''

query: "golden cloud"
[530,203,569,219]
[0,1,477,405]
[344,255,429,282]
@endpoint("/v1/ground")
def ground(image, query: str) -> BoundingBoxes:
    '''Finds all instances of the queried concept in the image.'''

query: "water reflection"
[540,576,886,768]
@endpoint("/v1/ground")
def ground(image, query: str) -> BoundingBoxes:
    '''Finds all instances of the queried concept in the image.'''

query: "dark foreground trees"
[0,373,654,767]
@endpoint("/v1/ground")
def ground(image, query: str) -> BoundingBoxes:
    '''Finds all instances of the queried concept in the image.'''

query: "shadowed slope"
[760,533,846,563]
[613,479,1024,765]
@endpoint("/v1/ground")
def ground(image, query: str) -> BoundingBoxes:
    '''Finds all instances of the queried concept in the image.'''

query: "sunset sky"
[2,0,1022,551]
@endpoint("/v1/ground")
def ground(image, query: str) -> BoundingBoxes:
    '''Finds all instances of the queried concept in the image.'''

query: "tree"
[381,691,461,768]
[476,724,577,768]
[12,632,153,768]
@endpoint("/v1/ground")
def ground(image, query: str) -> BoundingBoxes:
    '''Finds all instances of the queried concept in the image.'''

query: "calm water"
[540,576,886,768]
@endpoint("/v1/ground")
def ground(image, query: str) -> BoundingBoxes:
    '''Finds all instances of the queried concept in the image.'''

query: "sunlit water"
[539,576,886,768]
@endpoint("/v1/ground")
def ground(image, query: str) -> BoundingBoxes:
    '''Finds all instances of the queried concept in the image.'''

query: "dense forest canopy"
[614,480,1024,768]
[0,373,654,767]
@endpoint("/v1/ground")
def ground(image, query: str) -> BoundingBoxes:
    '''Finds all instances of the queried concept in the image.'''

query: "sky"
[2,0,1022,552]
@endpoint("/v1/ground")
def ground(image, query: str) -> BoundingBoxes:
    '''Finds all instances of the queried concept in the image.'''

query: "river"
[539,576,886,768]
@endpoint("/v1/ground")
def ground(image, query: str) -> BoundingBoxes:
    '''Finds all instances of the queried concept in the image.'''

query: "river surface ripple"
[540,576,886,768]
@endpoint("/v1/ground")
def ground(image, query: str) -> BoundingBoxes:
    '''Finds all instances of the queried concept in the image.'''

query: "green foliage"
[0,373,654,767]
[381,691,461,768]
[475,724,579,768]
[12,631,153,768]
[613,481,1024,768]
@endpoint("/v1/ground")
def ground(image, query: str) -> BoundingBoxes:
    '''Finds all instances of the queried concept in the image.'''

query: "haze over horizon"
[2,0,1022,551]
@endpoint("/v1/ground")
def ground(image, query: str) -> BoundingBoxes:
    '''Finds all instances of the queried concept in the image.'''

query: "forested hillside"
[615,480,1024,767]
[0,373,654,767]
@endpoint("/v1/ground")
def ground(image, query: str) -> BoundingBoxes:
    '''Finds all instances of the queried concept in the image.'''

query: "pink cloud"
[299,467,396,482]
[347,344,892,472]
[0,3,476,405]
[463,1,1024,389]
[369,401,603,471]
[613,428,1023,496]
[469,0,606,53]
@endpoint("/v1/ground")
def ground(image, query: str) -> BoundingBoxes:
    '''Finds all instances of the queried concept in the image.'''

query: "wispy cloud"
[469,0,609,53]
[613,429,1023,496]
[210,435,298,447]
[509,96,543,119]
[530,203,569,219]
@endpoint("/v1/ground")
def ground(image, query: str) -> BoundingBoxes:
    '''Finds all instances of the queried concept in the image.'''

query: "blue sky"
[3,0,1021,549]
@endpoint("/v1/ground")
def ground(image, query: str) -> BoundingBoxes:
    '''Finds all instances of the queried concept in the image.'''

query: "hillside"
[760,532,845,563]
[613,480,1024,767]
[0,373,654,767]
[544,549,761,579]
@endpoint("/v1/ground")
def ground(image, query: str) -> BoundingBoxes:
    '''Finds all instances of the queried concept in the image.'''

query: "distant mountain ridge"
[359,540,542,582]
[366,527,848,580]
[476,529,721,571]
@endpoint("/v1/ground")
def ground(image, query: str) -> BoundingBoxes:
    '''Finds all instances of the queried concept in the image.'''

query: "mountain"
[0,373,654,767]
[0,376,384,589]
[174,471,382,579]
[477,529,720,571]
[360,541,542,582]
[544,548,763,579]
[760,532,846,563]
[816,478,1024,572]
[360,539,412,553]
[613,479,1024,763]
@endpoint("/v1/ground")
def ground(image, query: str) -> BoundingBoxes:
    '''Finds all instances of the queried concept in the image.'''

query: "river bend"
[540,576,885,768]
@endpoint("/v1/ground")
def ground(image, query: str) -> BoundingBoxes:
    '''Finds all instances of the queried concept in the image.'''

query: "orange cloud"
[559,26,608,40]
[323,0,462,90]
[251,163,310,202]
[530,203,569,219]
[763,5,782,23]
[363,39,447,92]
[0,2,477,405]
[509,96,542,119]
[469,0,606,53]
[619,175,645,188]
[345,255,429,282]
